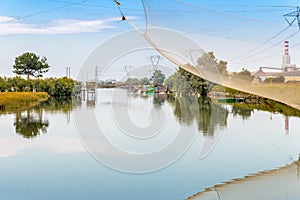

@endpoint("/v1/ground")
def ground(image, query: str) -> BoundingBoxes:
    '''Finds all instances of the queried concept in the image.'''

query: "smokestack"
[282,41,291,69]
[284,41,289,55]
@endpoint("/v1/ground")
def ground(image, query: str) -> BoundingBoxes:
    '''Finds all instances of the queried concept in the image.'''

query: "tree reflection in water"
[13,97,80,139]
[165,95,229,138]
[14,110,49,139]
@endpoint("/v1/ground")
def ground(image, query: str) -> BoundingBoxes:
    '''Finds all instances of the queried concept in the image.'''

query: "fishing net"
[128,0,300,110]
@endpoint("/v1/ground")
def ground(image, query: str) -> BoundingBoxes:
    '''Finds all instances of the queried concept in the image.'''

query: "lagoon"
[0,88,300,200]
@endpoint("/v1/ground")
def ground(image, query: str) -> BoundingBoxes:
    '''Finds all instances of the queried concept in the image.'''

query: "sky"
[0,0,300,79]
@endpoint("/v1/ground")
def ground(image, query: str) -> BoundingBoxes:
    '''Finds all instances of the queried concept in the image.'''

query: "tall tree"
[152,70,165,85]
[13,52,50,79]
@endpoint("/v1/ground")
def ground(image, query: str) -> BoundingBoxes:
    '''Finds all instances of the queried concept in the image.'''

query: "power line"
[238,29,300,61]
[175,0,289,27]
[234,25,291,59]
[13,0,88,21]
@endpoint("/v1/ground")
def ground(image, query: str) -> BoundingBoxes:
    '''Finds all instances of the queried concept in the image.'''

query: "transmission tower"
[95,66,100,83]
[124,65,133,76]
[148,55,163,71]
[185,49,204,65]
[284,6,300,29]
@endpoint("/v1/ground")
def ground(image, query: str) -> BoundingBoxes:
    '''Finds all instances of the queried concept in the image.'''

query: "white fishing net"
[128,0,300,110]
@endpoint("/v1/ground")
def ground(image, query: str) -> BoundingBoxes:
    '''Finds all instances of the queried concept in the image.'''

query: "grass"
[0,92,49,112]
[212,82,300,110]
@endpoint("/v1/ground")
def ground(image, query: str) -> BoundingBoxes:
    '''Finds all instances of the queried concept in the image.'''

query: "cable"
[238,29,300,61]
[14,0,88,21]
[175,0,289,26]
[234,25,291,59]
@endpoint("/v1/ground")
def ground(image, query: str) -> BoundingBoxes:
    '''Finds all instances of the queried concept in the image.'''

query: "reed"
[0,92,49,111]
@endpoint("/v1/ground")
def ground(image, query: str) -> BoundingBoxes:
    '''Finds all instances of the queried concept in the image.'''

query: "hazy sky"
[0,0,300,79]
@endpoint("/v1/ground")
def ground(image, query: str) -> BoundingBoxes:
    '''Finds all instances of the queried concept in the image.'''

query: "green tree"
[232,68,254,82]
[139,77,150,85]
[196,51,228,76]
[13,52,50,79]
[152,70,165,85]
[177,67,212,96]
[164,71,193,94]
[264,76,285,84]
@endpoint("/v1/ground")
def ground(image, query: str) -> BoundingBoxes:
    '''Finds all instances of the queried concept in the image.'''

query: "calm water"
[1,88,300,200]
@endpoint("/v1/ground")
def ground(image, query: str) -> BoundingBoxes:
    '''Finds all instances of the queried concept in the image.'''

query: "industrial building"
[253,41,300,83]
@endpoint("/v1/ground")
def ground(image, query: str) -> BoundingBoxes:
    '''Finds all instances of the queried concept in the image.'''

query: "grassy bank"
[211,84,300,116]
[0,92,49,111]
[212,83,300,108]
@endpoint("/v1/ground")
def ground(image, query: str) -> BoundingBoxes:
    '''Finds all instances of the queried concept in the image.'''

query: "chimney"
[282,41,291,69]
[284,41,289,55]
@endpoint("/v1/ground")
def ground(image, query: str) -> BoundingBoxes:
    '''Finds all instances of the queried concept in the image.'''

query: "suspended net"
[128,0,300,110]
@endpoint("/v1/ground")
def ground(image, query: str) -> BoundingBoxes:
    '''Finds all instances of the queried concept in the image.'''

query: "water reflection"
[164,95,229,137]
[11,97,80,139]
[14,110,49,139]
[150,93,300,138]
[231,105,253,120]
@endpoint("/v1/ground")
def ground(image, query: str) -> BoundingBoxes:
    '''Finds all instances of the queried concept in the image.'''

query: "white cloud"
[0,16,119,35]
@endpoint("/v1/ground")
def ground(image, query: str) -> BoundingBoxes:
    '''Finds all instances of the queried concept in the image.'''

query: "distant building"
[253,70,300,83]
[253,41,300,83]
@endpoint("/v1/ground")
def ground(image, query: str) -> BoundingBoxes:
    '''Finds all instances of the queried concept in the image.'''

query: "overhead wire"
[247,39,300,64]
[238,29,300,61]
[175,0,289,26]
[234,25,291,60]
[15,0,88,21]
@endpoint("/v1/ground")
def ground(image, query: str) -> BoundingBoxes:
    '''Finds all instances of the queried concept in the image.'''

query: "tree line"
[165,51,255,96]
[0,76,75,97]
[1,52,75,97]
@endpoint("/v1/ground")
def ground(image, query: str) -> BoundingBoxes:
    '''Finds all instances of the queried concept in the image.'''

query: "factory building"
[253,41,300,83]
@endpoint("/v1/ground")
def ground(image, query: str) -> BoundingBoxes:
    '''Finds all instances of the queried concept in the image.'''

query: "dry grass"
[0,92,49,111]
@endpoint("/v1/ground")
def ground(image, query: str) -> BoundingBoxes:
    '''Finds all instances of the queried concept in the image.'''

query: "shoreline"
[0,92,49,113]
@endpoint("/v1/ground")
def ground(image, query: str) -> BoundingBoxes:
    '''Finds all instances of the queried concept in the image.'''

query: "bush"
[0,76,75,97]
[264,76,285,83]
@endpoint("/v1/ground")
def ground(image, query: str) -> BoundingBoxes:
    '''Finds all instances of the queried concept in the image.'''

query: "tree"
[13,52,50,79]
[178,67,212,96]
[152,70,165,85]
[196,51,228,76]
[233,68,254,82]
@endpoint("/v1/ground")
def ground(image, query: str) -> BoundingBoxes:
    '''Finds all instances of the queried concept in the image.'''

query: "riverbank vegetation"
[0,92,49,111]
[164,52,228,96]
[0,76,75,97]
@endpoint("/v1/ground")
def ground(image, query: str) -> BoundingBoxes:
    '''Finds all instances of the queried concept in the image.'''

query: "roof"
[257,70,300,77]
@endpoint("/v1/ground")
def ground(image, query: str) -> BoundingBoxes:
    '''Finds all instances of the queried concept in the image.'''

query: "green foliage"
[13,52,50,78]
[212,85,250,97]
[196,51,228,76]
[139,77,150,85]
[180,67,212,96]
[125,77,150,85]
[166,51,228,96]
[264,76,285,84]
[164,67,210,96]
[232,68,254,82]
[164,71,193,94]
[152,70,166,85]
[0,76,75,97]
[42,77,75,97]
[125,77,140,85]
